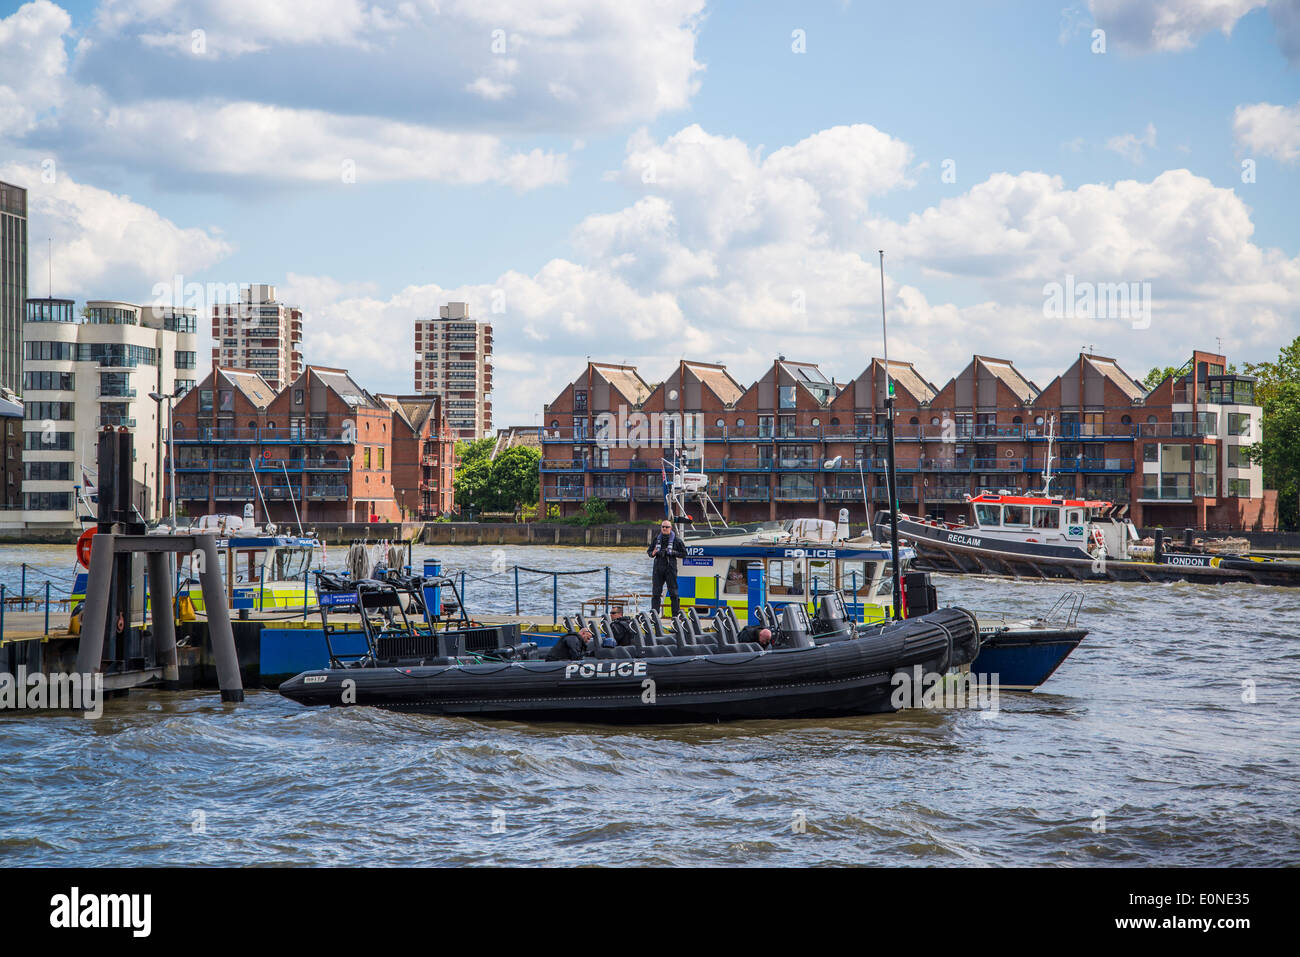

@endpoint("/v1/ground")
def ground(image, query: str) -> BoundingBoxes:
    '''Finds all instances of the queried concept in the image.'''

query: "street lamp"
[149,386,184,528]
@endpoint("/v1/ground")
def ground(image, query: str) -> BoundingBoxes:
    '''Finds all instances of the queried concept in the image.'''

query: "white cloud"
[1234,99,1300,163]
[1088,0,1267,52]
[0,160,233,299]
[0,0,709,191]
[275,123,1299,425]
[63,98,568,188]
[0,0,71,138]
[1105,122,1158,163]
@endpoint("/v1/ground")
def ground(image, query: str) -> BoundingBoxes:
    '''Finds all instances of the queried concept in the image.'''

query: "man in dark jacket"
[648,519,688,618]
[545,626,593,661]
[608,609,638,647]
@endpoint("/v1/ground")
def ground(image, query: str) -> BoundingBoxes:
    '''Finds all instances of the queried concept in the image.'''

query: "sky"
[2,0,1298,426]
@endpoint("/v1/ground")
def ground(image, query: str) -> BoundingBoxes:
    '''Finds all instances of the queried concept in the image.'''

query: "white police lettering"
[563,661,648,679]
[784,548,835,558]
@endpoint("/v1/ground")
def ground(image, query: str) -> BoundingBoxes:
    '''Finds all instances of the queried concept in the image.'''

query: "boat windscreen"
[273,547,312,581]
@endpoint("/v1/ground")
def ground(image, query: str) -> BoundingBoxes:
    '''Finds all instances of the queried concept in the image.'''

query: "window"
[23,371,74,391]
[25,492,73,511]
[767,559,804,597]
[1228,413,1252,437]
[1002,504,1028,525]
[25,461,71,481]
[735,418,745,429]
[363,447,371,469]
[378,447,385,470]
[1228,478,1251,497]
[174,351,197,369]
[199,390,214,414]
[24,340,75,361]
[975,503,1001,526]
[758,415,773,438]
[573,390,587,413]
[1031,507,1059,529]
[1227,445,1248,469]
[25,402,74,421]
[840,560,875,598]
[1143,444,1158,463]
[779,385,796,409]
[294,389,304,404]
[715,418,725,428]
[722,559,762,595]
[808,560,834,596]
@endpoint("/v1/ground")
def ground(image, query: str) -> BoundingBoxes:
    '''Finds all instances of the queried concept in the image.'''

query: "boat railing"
[967,591,1083,631]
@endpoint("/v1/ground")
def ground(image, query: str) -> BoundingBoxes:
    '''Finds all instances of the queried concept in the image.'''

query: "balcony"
[592,485,632,501]
[925,486,972,501]
[632,487,663,501]
[97,388,137,400]
[775,487,818,502]
[727,487,770,502]
[99,415,137,428]
[1138,487,1194,502]
[1025,457,1135,473]
[307,485,349,501]
[1083,487,1131,503]
[213,486,255,500]
[822,487,864,501]
[543,486,585,502]
[871,487,918,503]
[541,457,586,472]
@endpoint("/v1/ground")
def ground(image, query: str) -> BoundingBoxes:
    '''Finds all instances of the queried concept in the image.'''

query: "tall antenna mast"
[879,250,903,620]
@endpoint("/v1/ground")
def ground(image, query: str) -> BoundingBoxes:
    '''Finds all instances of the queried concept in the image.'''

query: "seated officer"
[545,626,594,661]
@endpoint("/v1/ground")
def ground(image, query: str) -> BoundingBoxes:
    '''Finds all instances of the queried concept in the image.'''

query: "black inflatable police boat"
[279,572,980,723]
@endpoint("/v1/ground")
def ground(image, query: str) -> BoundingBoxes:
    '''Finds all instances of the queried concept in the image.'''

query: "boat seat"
[637,610,664,637]
[735,642,764,653]
[687,607,704,634]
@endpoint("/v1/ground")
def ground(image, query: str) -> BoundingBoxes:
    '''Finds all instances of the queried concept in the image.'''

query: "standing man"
[648,518,688,619]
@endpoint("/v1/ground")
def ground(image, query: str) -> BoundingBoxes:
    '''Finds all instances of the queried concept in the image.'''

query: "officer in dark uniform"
[648,519,688,618]
[545,626,593,661]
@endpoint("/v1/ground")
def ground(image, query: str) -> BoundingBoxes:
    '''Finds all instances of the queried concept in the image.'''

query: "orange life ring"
[1091,527,1105,549]
[76,527,97,569]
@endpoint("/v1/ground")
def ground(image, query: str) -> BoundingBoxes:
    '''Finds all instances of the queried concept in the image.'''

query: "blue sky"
[2,0,1298,423]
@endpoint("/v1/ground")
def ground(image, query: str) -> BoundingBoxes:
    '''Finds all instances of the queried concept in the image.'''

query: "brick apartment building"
[540,351,1275,531]
[169,365,453,524]
[378,393,457,519]
[413,301,493,440]
[210,284,304,392]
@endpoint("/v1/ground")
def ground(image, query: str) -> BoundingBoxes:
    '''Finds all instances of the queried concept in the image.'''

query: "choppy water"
[1,543,1298,866]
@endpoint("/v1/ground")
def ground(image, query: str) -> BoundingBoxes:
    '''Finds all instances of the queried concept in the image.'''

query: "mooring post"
[146,550,180,689]
[514,565,520,615]
[74,532,117,676]
[196,535,244,703]
[20,563,26,609]
[552,572,558,626]
[43,581,50,636]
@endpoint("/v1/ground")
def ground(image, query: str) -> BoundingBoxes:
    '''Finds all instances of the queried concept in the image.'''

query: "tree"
[488,445,540,513]
[1143,366,1182,391]
[451,438,540,516]
[1243,337,1300,530]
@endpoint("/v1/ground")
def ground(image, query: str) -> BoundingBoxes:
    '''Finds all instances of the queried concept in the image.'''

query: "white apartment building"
[413,301,493,440]
[20,298,197,529]
[210,283,303,392]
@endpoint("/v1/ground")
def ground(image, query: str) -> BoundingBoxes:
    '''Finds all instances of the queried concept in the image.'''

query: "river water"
[1,542,1297,866]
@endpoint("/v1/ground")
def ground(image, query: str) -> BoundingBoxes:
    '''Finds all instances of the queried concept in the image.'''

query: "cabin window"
[1002,504,1028,526]
[1031,507,1059,529]
[722,559,761,594]
[1066,509,1083,526]
[766,559,804,597]
[808,560,834,596]
[975,503,1001,525]
[840,560,872,598]
[873,564,896,598]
